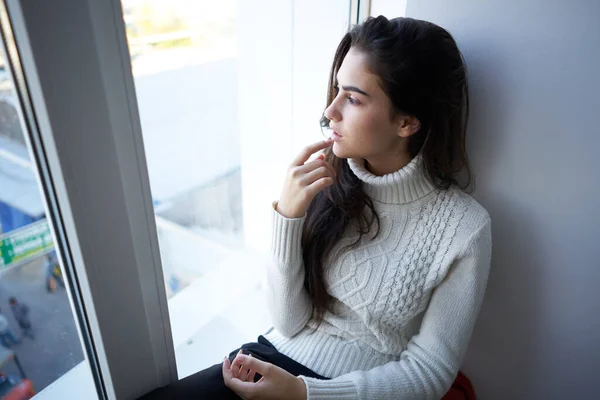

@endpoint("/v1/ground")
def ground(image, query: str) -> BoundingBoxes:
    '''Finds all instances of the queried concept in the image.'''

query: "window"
[0,10,98,398]
[120,0,352,379]
[368,0,407,20]
[120,0,270,378]
[1,0,355,397]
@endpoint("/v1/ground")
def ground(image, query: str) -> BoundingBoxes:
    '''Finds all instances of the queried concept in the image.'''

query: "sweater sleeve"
[265,201,313,337]
[299,218,492,399]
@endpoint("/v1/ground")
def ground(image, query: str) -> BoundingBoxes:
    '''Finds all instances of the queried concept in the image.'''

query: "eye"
[346,96,359,105]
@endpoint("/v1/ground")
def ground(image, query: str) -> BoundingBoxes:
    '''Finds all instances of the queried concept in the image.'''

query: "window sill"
[36,248,272,396]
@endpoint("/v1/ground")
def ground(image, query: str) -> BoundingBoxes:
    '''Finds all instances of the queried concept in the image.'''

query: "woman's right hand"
[276,139,337,219]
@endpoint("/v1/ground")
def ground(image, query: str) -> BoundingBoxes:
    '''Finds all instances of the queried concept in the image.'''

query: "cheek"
[342,109,367,135]
[350,112,390,144]
[335,106,395,156]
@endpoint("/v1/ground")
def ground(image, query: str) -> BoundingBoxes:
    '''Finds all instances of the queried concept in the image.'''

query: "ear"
[396,115,421,138]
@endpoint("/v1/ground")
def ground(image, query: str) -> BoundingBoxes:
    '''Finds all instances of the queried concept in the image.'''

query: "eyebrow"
[341,85,370,97]
[335,78,370,97]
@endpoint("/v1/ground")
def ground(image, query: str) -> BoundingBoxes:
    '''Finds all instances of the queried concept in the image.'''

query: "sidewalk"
[0,257,84,391]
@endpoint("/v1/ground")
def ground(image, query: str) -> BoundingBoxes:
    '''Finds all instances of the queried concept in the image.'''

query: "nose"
[324,97,342,123]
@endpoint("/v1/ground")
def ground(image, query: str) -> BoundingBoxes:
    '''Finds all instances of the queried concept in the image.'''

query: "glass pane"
[0,32,97,399]
[121,0,270,378]
[121,0,351,380]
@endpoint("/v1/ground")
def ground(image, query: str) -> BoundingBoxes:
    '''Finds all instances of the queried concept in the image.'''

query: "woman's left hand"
[222,353,307,400]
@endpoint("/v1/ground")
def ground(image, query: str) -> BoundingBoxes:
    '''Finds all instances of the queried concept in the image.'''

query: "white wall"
[370,0,407,19]
[406,1,600,398]
[237,0,349,251]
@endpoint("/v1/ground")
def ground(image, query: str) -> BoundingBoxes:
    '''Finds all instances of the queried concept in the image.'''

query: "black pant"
[138,335,329,399]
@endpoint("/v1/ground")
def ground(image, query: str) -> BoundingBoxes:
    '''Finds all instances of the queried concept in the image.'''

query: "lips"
[329,126,342,140]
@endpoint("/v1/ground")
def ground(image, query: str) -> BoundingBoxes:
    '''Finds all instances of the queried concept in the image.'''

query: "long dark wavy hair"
[301,16,472,325]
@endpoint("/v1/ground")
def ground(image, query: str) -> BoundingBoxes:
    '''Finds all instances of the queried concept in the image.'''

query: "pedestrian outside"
[9,297,34,340]
[0,309,20,348]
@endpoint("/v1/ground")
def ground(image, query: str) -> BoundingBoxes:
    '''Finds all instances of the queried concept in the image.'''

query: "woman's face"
[324,48,406,165]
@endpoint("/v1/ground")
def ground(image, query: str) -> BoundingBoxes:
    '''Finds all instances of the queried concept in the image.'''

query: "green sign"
[0,219,54,269]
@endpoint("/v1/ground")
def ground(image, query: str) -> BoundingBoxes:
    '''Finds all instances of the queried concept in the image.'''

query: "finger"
[297,159,337,178]
[305,177,335,198]
[239,353,254,381]
[247,369,257,382]
[291,139,333,167]
[231,350,244,379]
[300,165,336,186]
[230,354,273,376]
[239,367,249,382]
[225,378,258,399]
[310,152,326,163]
[222,357,233,382]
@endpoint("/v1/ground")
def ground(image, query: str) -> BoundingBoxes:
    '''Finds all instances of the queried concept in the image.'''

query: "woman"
[141,15,491,400]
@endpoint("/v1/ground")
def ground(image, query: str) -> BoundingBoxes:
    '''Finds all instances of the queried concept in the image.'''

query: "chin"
[332,142,353,159]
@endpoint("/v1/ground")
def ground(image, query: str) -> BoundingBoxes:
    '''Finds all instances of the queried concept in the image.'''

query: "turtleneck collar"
[347,155,436,204]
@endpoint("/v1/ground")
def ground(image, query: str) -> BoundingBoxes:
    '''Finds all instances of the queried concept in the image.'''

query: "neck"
[347,154,435,204]
[365,151,413,176]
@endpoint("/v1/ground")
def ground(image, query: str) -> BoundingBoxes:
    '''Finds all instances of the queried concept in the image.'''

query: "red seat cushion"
[441,371,476,400]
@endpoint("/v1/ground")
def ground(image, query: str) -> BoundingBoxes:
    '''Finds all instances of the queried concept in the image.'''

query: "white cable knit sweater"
[265,155,492,400]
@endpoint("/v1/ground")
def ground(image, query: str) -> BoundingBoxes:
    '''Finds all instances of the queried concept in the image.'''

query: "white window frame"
[3,0,176,398]
[350,0,371,24]
[368,0,408,19]
[2,0,359,398]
